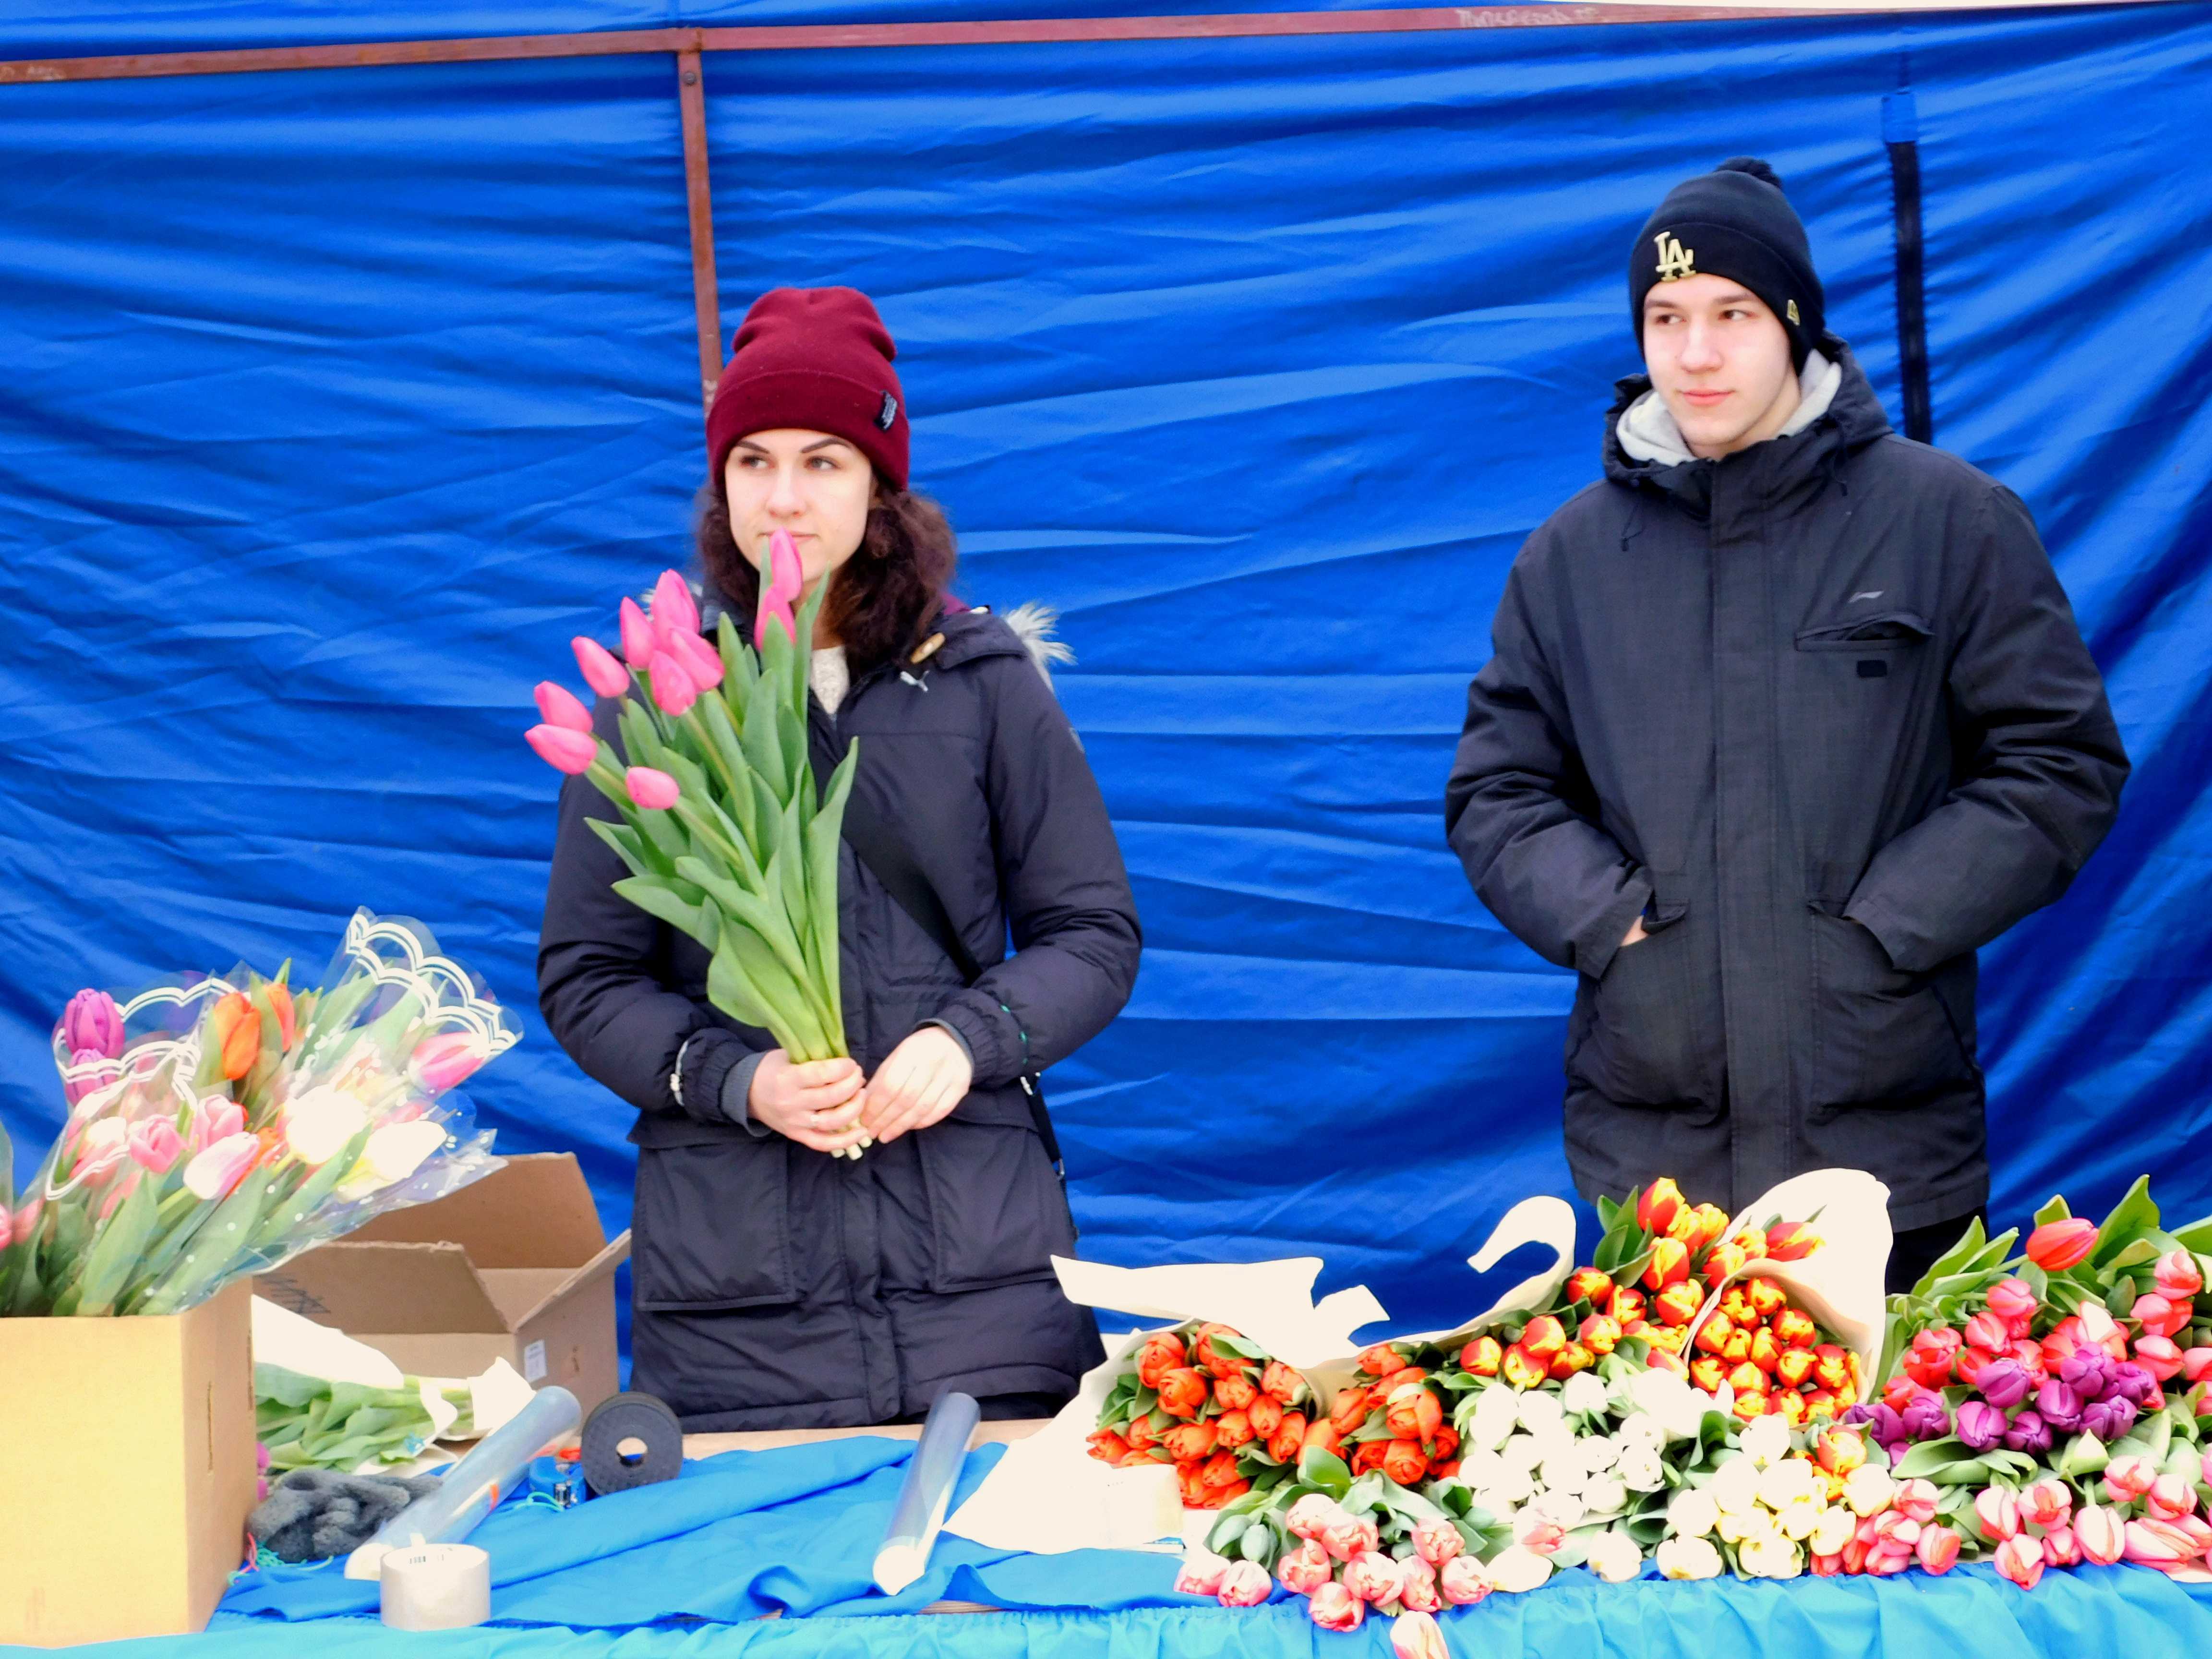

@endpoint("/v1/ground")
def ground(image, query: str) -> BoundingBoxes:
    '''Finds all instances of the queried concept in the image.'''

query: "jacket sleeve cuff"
[1578,874,1656,981]
[681,1029,770,1134]
[717,1050,774,1137]
[928,995,1023,1090]
[1842,896,1914,973]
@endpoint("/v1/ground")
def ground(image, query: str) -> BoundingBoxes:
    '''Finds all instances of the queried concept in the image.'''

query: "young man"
[1444,158,2128,1291]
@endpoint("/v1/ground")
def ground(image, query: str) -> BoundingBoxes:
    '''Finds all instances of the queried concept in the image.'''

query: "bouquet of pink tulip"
[0,910,515,1319]
[523,535,864,1153]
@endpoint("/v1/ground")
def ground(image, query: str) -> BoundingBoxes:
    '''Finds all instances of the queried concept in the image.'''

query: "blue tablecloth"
[26,1438,2212,1656]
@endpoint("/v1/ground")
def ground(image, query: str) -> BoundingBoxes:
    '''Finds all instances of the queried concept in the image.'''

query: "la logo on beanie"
[1653,231,1697,282]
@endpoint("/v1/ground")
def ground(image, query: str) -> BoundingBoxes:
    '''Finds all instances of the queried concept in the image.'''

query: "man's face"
[1641,275,1801,458]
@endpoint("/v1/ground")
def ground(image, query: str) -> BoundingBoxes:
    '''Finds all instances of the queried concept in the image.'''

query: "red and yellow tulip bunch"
[1089,1322,1321,1509]
[1686,1274,1861,1426]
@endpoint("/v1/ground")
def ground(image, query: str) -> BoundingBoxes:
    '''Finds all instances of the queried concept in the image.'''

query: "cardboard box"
[0,1280,256,1646]
[253,1152,630,1413]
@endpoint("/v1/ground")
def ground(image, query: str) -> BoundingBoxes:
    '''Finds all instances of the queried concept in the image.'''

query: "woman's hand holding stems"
[746,1025,974,1154]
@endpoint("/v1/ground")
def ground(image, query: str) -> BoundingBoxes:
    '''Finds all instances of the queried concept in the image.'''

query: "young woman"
[540,287,1140,1430]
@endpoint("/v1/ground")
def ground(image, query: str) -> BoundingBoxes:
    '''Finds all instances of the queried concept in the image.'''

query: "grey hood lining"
[1616,349,1842,469]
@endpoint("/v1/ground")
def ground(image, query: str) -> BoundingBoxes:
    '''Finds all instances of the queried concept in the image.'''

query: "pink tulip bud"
[1215,1559,1271,1608]
[2021,1479,2072,1531]
[1974,1487,2020,1541]
[1963,1311,2008,1354]
[1436,1554,1491,1606]
[9,1199,40,1246]
[1172,1550,1229,1598]
[1397,1556,1441,1614]
[651,570,701,639]
[2153,1250,2203,1300]
[2123,1517,2200,1570]
[61,989,126,1060]
[1274,1539,1333,1596]
[667,625,725,692]
[2042,1525,2081,1567]
[2078,1301,2120,1345]
[127,1118,184,1175]
[2184,1348,2212,1385]
[1892,1479,1939,1525]
[1284,1494,1341,1541]
[619,597,656,669]
[756,528,804,645]
[1308,1580,1365,1632]
[646,650,698,716]
[2132,1293,2190,1340]
[526,723,599,775]
[189,1096,246,1154]
[1391,1610,1449,1659]
[1915,1524,1961,1575]
[2147,1473,2199,1522]
[1993,1532,2045,1589]
[2135,1335,2186,1381]
[2104,1455,2157,1502]
[625,767,681,811]
[410,1030,491,1094]
[2073,1502,2126,1565]
[1987,1277,2039,1336]
[1411,1518,1464,1567]
[182,1132,261,1202]
[534,681,594,733]
[572,636,632,699]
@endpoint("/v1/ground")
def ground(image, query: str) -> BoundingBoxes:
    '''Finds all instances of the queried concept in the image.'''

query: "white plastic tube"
[345,1385,582,1579]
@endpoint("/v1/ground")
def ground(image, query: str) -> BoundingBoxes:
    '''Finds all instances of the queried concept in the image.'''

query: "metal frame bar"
[0,3,2150,435]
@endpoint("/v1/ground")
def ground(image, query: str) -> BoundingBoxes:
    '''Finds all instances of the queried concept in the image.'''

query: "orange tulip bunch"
[1327,1343,1462,1490]
[1088,1321,1323,1509]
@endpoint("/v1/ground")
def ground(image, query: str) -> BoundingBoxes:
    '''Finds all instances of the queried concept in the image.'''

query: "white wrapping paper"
[944,1256,1386,1554]
[1685,1168,1893,1390]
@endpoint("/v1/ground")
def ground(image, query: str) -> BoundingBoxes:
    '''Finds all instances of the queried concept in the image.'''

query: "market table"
[30,1427,2212,1658]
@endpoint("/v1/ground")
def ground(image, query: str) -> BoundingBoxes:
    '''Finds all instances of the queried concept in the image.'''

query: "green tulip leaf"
[1298,1447,1352,1499]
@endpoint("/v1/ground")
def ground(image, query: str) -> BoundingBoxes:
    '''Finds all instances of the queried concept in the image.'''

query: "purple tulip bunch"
[1951,1358,2056,1454]
[1841,1393,1952,1461]
[2027,1349,2156,1444]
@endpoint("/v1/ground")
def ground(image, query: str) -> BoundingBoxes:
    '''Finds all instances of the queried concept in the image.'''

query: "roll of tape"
[379,1543,491,1631]
[581,1391,684,1496]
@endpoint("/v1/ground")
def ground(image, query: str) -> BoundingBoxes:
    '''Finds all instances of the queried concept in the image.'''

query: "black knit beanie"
[1630,157,1825,370]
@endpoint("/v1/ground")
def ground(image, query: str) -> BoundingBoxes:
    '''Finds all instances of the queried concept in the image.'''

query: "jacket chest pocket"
[1805,903,1976,1111]
[632,1136,799,1311]
[1795,610,1931,659]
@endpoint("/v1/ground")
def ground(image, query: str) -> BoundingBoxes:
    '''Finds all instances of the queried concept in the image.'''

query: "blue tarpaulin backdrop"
[3,3,2210,1347]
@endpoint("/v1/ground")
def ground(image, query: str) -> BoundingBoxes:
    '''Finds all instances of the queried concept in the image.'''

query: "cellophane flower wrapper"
[0,910,516,1319]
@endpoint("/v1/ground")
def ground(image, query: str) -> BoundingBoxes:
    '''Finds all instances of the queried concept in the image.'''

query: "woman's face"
[722,428,874,600]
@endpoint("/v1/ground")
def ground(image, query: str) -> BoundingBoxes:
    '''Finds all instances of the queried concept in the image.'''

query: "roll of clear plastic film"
[872,1391,981,1595]
[346,1385,583,1579]
[379,1543,491,1631]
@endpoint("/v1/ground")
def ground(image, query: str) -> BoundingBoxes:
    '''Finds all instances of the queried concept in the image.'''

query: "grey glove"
[247,1468,444,1563]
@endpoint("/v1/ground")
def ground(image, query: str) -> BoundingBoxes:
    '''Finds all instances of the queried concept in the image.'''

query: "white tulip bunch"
[1659,1414,1866,1580]
[1444,1359,1730,1586]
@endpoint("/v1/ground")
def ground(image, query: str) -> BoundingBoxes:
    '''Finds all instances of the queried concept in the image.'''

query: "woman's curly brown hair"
[696,477,958,676]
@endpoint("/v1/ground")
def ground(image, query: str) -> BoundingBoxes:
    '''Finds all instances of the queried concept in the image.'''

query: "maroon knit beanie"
[706,287,910,491]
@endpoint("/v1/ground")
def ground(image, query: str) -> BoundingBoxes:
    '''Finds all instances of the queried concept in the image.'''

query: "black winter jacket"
[540,600,1138,1429]
[1445,344,2127,1228]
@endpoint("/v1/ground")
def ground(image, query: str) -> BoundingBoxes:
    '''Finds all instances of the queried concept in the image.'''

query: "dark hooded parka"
[1445,340,2128,1230]
[541,597,1138,1430]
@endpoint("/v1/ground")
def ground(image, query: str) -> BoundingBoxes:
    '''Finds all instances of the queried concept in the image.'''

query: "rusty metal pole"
[676,42,721,428]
